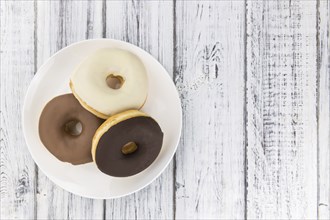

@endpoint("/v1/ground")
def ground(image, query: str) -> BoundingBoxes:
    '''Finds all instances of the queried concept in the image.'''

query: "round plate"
[22,39,182,199]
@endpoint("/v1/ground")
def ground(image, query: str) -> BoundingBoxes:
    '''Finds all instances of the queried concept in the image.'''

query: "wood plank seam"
[244,0,248,219]
[102,0,106,38]
[316,0,320,218]
[173,0,177,220]
[317,0,330,219]
[102,1,106,219]
[33,0,38,219]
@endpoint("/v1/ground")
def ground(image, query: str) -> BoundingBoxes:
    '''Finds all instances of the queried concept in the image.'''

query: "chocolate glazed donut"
[92,110,163,177]
[39,94,104,165]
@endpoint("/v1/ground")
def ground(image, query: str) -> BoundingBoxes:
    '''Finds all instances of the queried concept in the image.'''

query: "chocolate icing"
[95,116,163,177]
[39,94,104,165]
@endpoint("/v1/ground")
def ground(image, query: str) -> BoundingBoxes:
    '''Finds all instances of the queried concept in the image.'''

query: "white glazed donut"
[70,48,148,119]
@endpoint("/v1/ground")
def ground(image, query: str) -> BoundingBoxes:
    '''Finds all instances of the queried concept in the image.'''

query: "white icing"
[71,48,148,116]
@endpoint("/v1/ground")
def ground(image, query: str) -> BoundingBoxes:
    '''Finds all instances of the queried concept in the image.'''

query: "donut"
[70,48,148,119]
[39,94,104,165]
[92,110,163,177]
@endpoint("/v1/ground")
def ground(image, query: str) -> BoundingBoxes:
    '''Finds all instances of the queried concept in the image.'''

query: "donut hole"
[106,74,124,90]
[121,142,138,155]
[64,120,82,136]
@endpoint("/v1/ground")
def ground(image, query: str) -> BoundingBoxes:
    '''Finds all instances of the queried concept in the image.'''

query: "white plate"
[22,39,182,199]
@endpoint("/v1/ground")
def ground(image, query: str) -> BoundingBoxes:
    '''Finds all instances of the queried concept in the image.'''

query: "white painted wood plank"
[246,1,318,219]
[174,1,246,219]
[105,1,174,219]
[36,1,104,219]
[0,1,36,219]
[318,0,330,219]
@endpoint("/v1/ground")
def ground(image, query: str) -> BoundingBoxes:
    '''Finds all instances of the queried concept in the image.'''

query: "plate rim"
[22,38,182,199]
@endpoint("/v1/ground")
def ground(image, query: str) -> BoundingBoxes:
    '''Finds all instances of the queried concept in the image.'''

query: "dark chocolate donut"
[39,94,104,165]
[92,110,163,177]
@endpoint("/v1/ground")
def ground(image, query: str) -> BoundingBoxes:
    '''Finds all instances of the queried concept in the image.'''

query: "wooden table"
[1,1,329,219]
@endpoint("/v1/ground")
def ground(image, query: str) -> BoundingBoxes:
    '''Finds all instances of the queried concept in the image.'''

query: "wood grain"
[1,1,329,219]
[246,0,318,219]
[318,0,330,219]
[35,1,103,219]
[174,1,246,219]
[0,1,36,219]
[105,1,174,219]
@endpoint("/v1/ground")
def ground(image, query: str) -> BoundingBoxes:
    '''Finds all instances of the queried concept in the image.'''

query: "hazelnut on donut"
[70,48,148,119]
